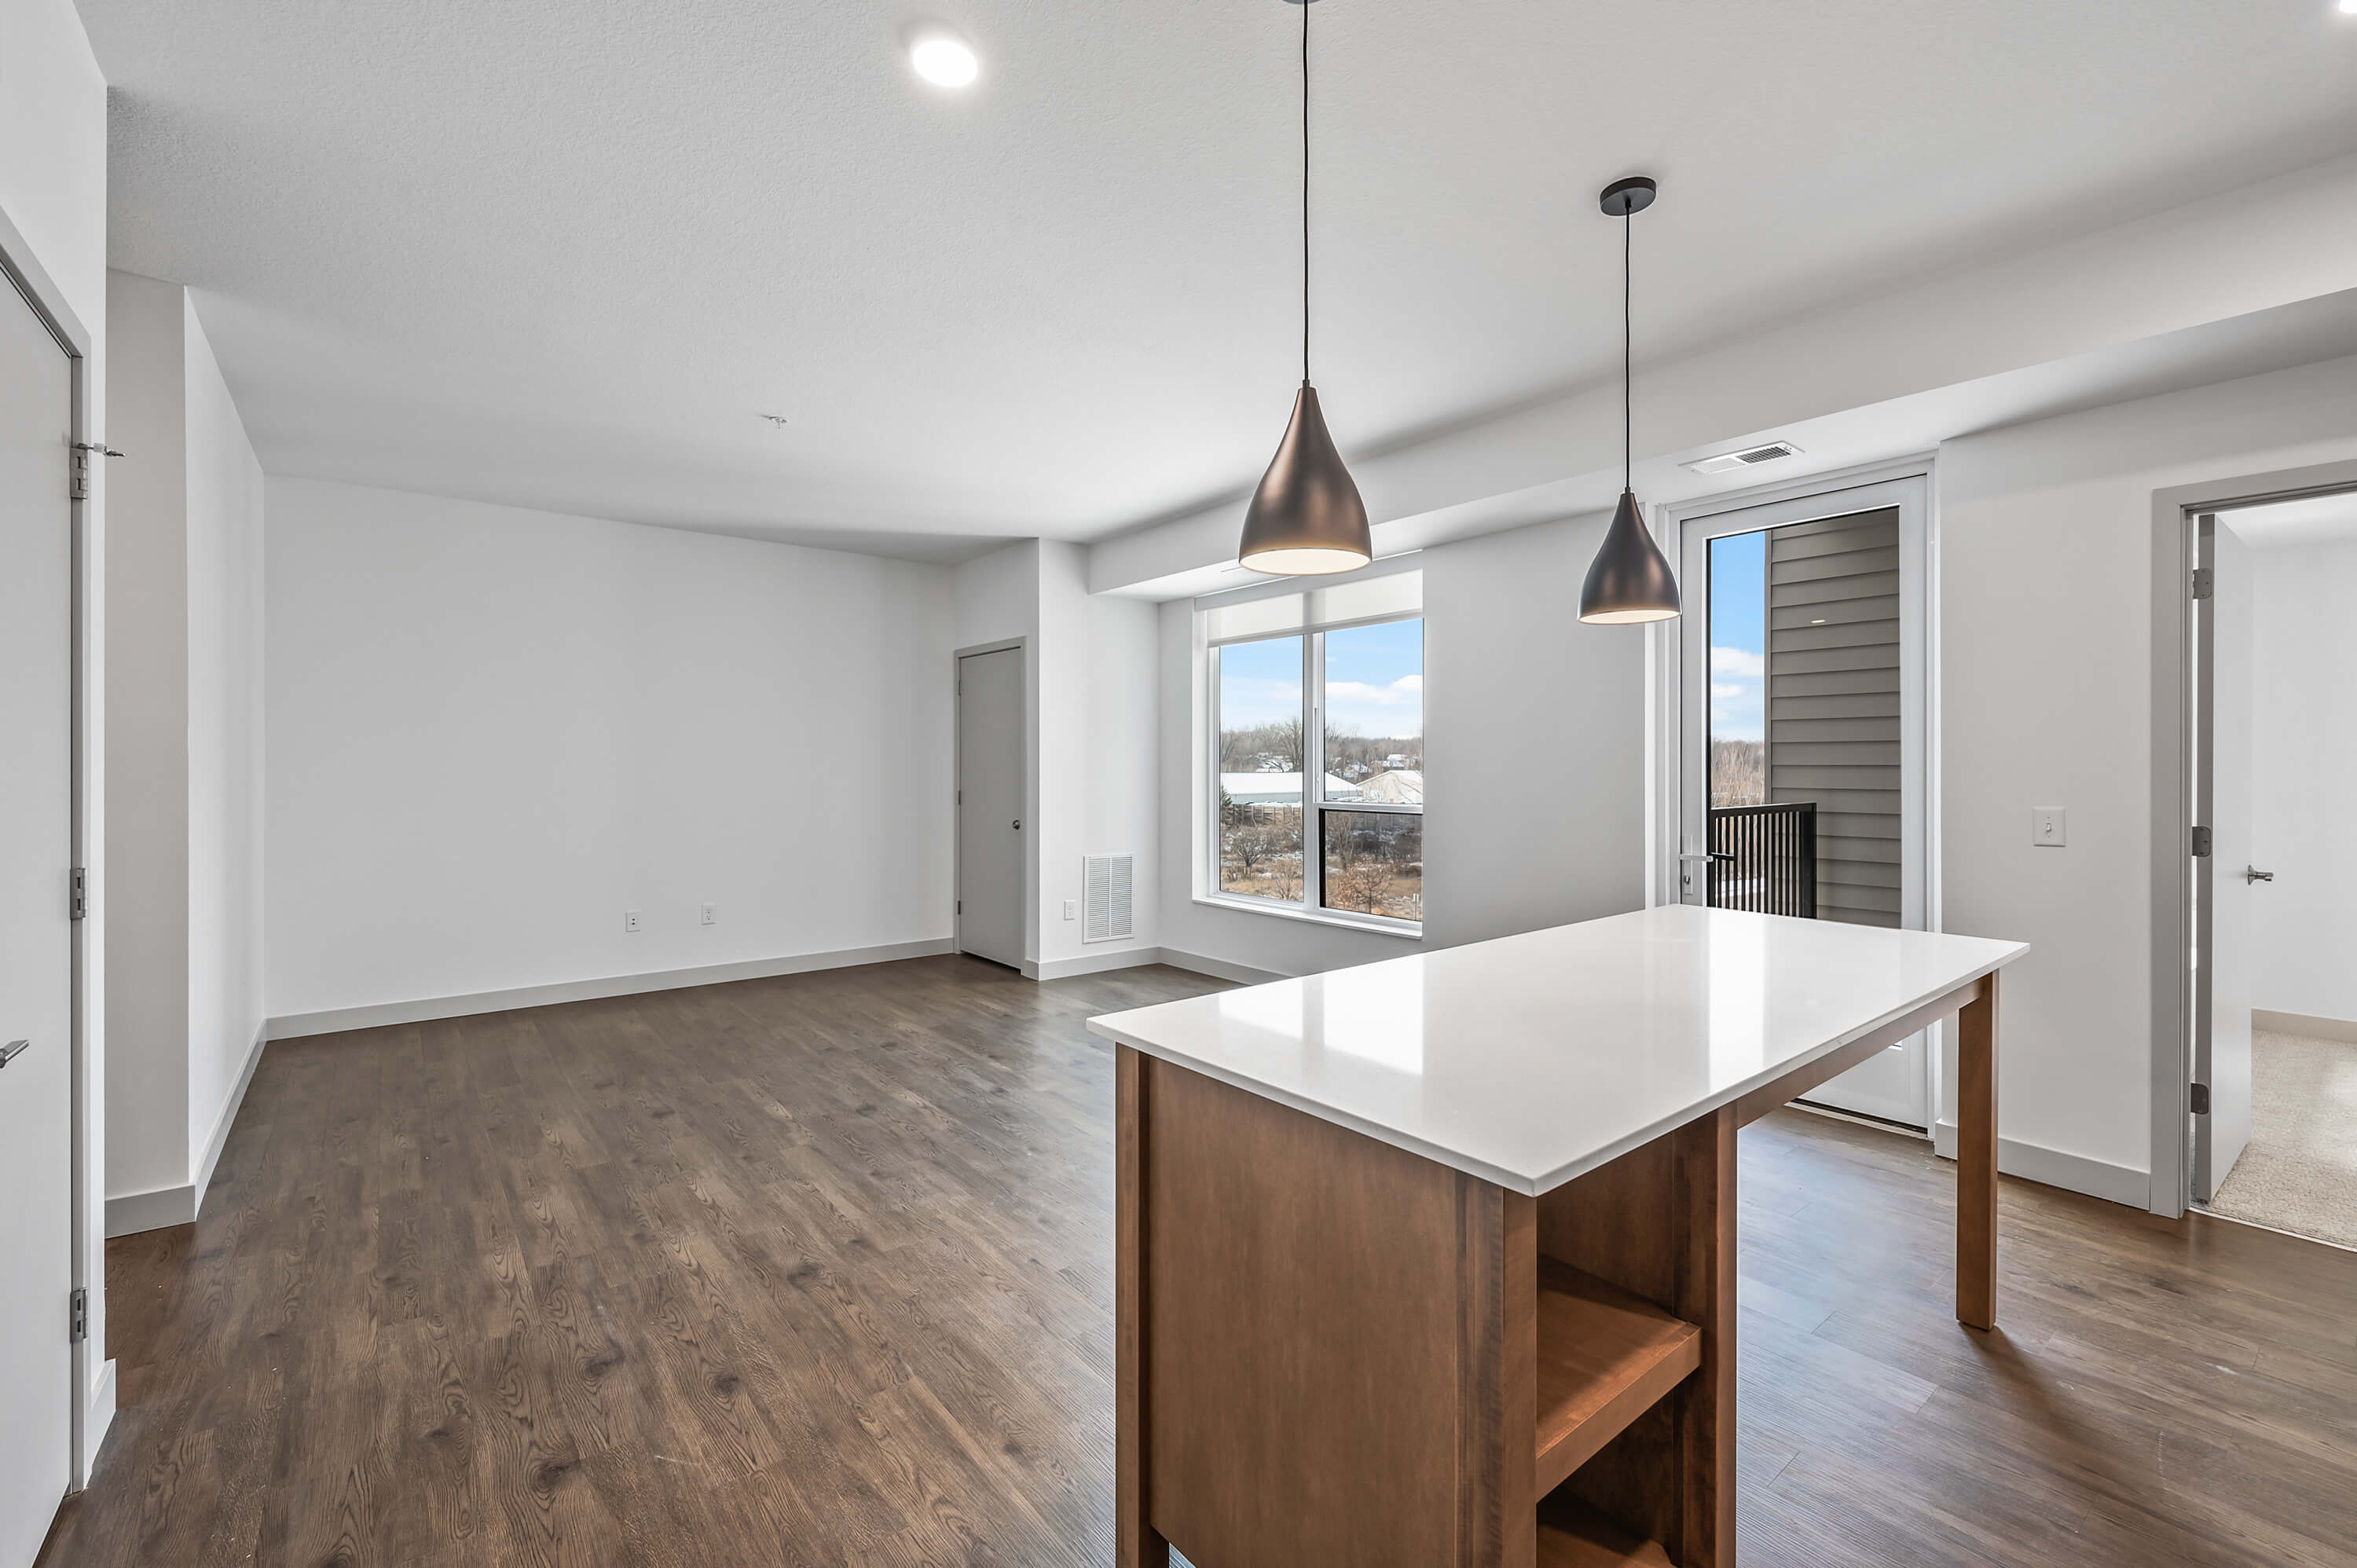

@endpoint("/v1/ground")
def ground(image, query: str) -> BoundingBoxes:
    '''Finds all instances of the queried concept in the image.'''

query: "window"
[1207,570,1422,928]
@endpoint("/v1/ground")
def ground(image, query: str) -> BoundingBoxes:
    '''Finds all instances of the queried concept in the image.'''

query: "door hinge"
[956,899,962,914]
[69,866,86,920]
[69,1287,87,1343]
[2190,826,2212,857]
[2189,1082,2211,1116]
[2190,566,2213,601]
[69,441,123,501]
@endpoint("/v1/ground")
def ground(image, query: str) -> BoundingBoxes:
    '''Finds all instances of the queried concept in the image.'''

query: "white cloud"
[1326,674,1424,738]
[1325,676,1421,709]
[1217,676,1302,727]
[1711,646,1765,679]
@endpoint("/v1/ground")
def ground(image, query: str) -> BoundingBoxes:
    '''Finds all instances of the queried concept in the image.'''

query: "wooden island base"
[1115,972,1998,1568]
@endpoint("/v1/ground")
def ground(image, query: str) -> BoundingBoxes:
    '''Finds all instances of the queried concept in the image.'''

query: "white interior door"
[1677,476,1931,1128]
[2195,515,2254,1200]
[956,647,1025,969]
[0,273,77,1565]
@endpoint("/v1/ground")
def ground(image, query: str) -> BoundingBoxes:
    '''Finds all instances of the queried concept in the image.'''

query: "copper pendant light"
[1579,175,1682,624]
[1237,0,1372,576]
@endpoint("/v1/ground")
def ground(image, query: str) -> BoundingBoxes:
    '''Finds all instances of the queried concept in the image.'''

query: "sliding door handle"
[0,1039,28,1068]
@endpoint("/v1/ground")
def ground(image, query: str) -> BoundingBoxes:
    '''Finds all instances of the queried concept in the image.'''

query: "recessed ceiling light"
[907,27,981,88]
[2342,0,2357,16]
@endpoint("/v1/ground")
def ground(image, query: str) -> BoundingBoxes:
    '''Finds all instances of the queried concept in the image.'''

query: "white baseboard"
[1024,945,1288,987]
[1153,947,1288,987]
[105,1183,196,1238]
[192,1022,267,1205]
[2253,1007,2357,1044]
[75,1357,115,1486]
[265,938,957,1041]
[1034,946,1165,981]
[108,1020,273,1238]
[1933,1121,2150,1209]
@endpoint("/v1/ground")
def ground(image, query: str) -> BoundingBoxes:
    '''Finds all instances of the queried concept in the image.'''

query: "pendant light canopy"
[1238,0,1372,577]
[1579,175,1682,625]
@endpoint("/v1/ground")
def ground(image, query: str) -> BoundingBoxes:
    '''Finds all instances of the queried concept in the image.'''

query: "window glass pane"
[1310,569,1420,628]
[1321,810,1422,921]
[1217,636,1304,903]
[1707,531,1765,808]
[1322,619,1422,799]
[1205,592,1305,645]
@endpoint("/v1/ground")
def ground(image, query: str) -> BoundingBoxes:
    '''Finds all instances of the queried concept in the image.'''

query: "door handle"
[2245,866,2275,883]
[0,1039,28,1068]
[1012,819,1023,830]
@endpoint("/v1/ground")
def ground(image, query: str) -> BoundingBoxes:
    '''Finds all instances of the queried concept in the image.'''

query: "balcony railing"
[1706,802,1818,918]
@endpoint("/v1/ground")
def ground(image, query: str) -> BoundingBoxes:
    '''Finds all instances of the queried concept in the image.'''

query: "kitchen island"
[1087,903,2027,1568]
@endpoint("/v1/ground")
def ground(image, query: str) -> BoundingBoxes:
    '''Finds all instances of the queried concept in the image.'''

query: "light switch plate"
[2032,807,2067,847]
[1063,899,1078,921]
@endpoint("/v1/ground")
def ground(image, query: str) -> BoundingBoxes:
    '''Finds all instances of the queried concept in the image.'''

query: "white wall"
[1422,513,1648,947]
[1154,511,1650,979]
[103,272,192,1204]
[2249,536,2357,1024]
[102,273,268,1232]
[183,299,266,1167]
[266,479,955,1022]
[4,0,114,1466]
[1081,592,1160,961]
[1937,350,2357,1204]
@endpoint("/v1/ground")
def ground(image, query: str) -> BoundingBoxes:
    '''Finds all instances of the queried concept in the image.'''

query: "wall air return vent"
[1681,440,1803,477]
[1083,855,1135,943]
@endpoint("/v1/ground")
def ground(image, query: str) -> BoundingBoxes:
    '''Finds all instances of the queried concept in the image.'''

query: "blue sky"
[1710,531,1766,742]
[1219,619,1424,738]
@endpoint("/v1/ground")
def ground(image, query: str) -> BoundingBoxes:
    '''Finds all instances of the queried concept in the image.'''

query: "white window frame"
[1199,564,1424,937]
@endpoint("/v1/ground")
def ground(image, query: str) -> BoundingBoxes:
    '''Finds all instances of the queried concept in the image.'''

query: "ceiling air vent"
[1083,855,1134,943]
[1681,440,1803,477]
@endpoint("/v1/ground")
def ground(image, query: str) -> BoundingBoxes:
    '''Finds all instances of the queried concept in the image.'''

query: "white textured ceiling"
[85,0,2357,560]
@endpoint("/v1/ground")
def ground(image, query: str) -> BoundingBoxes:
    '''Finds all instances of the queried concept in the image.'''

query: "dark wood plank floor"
[36,956,2357,1567]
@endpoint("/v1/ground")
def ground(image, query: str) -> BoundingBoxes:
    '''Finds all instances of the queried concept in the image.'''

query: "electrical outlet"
[624,909,643,932]
[1063,899,1078,921]
[2032,808,2067,848]
[701,903,717,926]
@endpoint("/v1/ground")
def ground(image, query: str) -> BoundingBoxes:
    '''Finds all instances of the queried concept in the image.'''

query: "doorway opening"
[1677,472,1932,1130]
[2187,490,2357,1250]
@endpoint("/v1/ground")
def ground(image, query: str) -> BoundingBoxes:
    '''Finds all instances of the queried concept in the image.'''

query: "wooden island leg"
[1956,973,2000,1331]
[1673,1107,1736,1568]
[1116,1046,1170,1568]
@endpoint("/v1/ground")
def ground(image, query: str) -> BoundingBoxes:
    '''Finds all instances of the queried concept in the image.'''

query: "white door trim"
[2148,460,2357,1218]
[0,196,108,1491]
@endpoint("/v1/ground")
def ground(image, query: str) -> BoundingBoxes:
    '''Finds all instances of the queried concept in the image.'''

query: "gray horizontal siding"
[1767,507,1901,930]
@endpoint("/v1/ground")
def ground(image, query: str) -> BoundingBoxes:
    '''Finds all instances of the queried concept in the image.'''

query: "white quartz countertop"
[1087,905,2028,1196]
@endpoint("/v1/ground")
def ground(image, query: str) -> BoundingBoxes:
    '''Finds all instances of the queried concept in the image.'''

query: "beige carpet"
[2208,1028,2357,1250]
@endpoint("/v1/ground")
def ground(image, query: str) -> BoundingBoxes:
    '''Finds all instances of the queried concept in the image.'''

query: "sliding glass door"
[1676,474,1933,1127]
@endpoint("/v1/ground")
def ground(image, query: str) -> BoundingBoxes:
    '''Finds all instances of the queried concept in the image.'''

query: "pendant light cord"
[1301,0,1311,387]
[1622,208,1633,493]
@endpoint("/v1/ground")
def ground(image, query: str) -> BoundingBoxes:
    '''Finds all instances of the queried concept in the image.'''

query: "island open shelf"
[1537,1496,1677,1568]
[1534,1260,1703,1497]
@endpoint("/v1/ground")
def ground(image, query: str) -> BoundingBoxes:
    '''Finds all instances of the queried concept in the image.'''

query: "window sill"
[1192,893,1424,941]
